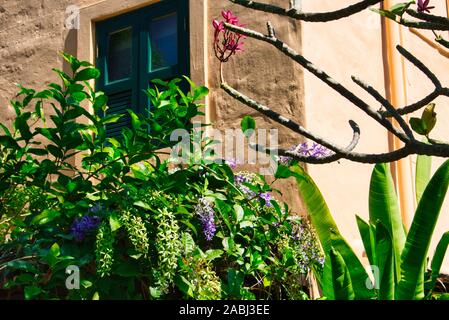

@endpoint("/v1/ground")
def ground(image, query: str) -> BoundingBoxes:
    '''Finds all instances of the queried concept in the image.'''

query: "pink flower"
[212,10,244,62]
[212,19,224,32]
[222,10,239,24]
[417,0,435,13]
[225,39,244,52]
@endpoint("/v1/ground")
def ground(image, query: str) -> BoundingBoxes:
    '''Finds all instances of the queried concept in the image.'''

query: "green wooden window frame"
[96,0,189,137]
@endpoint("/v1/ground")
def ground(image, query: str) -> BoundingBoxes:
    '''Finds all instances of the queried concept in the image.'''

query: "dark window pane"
[150,13,178,71]
[108,27,132,82]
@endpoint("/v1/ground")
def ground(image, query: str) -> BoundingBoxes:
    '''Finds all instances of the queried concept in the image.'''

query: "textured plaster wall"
[0,0,89,126]
[208,0,306,213]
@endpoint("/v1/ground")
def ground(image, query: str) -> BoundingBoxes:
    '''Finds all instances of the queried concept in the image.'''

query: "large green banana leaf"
[291,165,374,299]
[397,159,449,300]
[415,148,432,204]
[375,222,395,300]
[369,163,406,281]
[429,231,449,292]
[356,215,376,267]
[329,247,355,300]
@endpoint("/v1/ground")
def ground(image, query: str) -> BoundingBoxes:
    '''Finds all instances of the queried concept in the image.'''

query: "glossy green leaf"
[356,215,375,267]
[397,160,449,300]
[205,249,223,262]
[369,163,406,280]
[375,222,395,300]
[234,204,244,222]
[31,209,61,225]
[416,138,431,203]
[0,123,12,137]
[109,214,122,232]
[193,86,209,101]
[4,260,39,273]
[15,112,33,141]
[74,68,100,81]
[27,148,48,156]
[241,116,256,138]
[24,286,42,300]
[93,93,108,112]
[275,164,297,179]
[389,1,414,16]
[329,247,355,300]
[410,117,427,136]
[47,242,61,267]
[429,231,449,292]
[370,8,398,20]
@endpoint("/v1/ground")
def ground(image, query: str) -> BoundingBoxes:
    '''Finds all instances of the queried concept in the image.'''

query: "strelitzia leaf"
[428,231,449,292]
[416,138,432,203]
[375,222,395,300]
[291,165,375,300]
[369,163,406,281]
[329,247,355,300]
[397,159,449,300]
[356,215,376,267]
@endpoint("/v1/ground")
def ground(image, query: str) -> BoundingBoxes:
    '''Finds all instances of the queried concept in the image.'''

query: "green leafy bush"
[0,54,323,300]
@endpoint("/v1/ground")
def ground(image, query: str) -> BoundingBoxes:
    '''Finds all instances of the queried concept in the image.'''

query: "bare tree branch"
[221,81,448,164]
[380,46,449,117]
[396,45,441,88]
[351,76,415,140]
[406,9,449,26]
[221,82,359,155]
[217,1,449,164]
[229,0,383,22]
[223,22,409,143]
[253,138,449,164]
[398,19,449,31]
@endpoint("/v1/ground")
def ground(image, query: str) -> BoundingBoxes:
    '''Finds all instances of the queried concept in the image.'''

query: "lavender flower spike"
[71,215,101,242]
[259,192,273,207]
[225,158,238,170]
[279,141,333,165]
[194,197,217,241]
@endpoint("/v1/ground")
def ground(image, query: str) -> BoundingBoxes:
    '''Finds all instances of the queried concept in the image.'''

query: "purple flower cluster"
[234,172,257,198]
[417,0,434,13]
[71,215,101,242]
[194,197,217,241]
[234,171,274,207]
[225,158,238,170]
[88,202,102,214]
[290,222,325,272]
[279,142,332,165]
[259,192,273,207]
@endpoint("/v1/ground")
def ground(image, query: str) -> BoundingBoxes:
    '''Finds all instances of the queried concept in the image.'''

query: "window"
[96,0,189,137]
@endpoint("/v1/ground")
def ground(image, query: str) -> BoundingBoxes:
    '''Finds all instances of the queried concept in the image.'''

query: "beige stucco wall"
[0,0,90,124]
[207,0,305,212]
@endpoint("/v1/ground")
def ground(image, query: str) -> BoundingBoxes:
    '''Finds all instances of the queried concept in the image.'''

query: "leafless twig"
[218,1,449,164]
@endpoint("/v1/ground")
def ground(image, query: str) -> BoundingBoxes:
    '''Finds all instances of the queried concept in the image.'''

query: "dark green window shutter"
[96,0,189,135]
[105,91,133,138]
